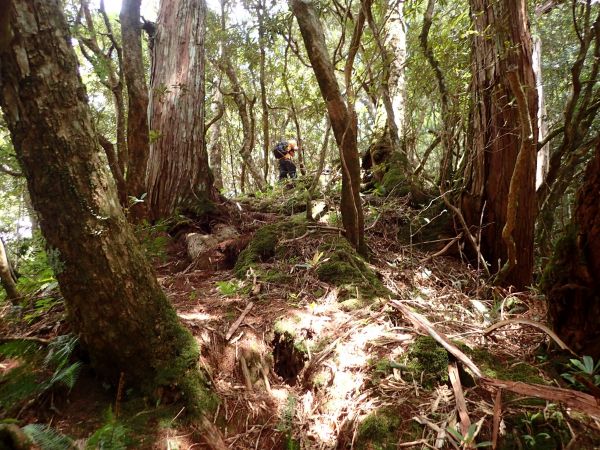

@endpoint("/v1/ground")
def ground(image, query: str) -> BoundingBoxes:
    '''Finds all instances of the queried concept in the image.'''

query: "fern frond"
[22,424,75,450]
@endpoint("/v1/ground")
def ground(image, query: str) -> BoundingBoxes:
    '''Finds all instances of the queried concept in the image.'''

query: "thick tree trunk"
[147,0,219,220]
[0,238,18,305]
[544,139,600,358]
[0,0,213,413]
[461,0,538,289]
[291,0,366,255]
[120,0,151,219]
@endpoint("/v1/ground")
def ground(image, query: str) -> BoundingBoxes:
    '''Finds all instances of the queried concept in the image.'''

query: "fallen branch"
[225,302,254,341]
[391,300,600,418]
[480,377,600,418]
[484,318,576,355]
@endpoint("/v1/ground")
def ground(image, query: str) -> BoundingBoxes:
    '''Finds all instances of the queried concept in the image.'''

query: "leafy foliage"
[22,424,75,450]
[85,408,132,450]
[0,335,81,415]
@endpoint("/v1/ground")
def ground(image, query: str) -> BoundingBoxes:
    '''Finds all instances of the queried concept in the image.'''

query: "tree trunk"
[220,58,265,190]
[147,0,219,220]
[0,0,213,413]
[291,0,366,255]
[533,35,549,190]
[207,76,225,191]
[257,0,270,182]
[543,139,600,358]
[461,0,538,289]
[0,238,18,305]
[120,0,151,219]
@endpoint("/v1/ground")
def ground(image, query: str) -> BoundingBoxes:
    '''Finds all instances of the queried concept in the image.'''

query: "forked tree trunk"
[291,0,366,255]
[147,0,219,220]
[120,0,151,219]
[461,0,538,289]
[544,139,600,358]
[0,0,212,413]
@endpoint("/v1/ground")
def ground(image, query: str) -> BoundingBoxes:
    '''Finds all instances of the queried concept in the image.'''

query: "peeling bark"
[147,0,219,219]
[0,238,18,305]
[461,0,538,289]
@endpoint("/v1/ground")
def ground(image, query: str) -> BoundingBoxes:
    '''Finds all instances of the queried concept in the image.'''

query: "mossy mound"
[315,237,390,305]
[234,219,307,278]
[380,166,411,197]
[405,336,449,389]
[356,407,400,450]
[461,345,545,384]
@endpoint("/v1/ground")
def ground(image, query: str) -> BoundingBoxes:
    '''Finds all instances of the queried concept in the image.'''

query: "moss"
[259,269,293,285]
[458,344,545,384]
[380,166,411,196]
[315,237,390,302]
[152,311,217,417]
[540,224,580,292]
[356,407,400,450]
[234,224,280,277]
[234,220,307,278]
[405,336,449,389]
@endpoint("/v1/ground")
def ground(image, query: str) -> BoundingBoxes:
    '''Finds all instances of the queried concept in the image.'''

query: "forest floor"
[2,182,600,449]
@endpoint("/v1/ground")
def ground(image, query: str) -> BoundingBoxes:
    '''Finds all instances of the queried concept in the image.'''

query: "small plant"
[446,422,491,449]
[561,355,600,391]
[85,407,131,450]
[216,280,242,296]
[134,219,170,262]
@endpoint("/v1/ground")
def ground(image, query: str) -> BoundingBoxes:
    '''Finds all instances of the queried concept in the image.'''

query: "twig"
[420,232,463,264]
[225,302,254,341]
[484,318,576,355]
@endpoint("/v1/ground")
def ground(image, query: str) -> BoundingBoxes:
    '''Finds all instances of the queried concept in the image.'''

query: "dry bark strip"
[390,300,600,418]
[225,302,254,341]
[491,389,502,450]
[448,361,471,435]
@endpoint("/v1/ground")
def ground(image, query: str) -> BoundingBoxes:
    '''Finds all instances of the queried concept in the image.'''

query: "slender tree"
[120,0,151,219]
[146,0,220,220]
[461,0,538,289]
[0,0,213,414]
[291,0,366,255]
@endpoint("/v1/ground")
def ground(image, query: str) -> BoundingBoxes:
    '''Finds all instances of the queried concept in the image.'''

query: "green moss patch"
[315,237,390,305]
[356,407,400,450]
[234,220,307,278]
[405,336,449,389]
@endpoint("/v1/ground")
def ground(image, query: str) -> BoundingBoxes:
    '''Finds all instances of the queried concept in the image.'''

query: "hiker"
[273,139,299,181]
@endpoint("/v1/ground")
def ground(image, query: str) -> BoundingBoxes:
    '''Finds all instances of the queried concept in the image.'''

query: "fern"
[22,424,75,450]
[0,335,81,415]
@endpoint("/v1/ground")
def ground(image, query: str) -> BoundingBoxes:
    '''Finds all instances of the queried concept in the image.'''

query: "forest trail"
[2,190,599,449]
[135,193,573,449]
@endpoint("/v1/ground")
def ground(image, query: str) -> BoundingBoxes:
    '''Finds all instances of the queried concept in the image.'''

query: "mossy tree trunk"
[0,0,212,413]
[461,0,538,289]
[146,0,220,220]
[291,0,366,255]
[543,139,600,358]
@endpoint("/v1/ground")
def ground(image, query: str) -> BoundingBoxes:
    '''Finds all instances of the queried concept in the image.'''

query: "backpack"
[273,141,288,159]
